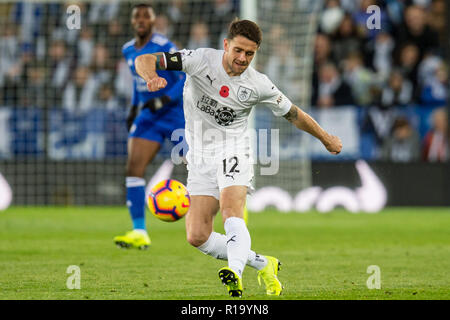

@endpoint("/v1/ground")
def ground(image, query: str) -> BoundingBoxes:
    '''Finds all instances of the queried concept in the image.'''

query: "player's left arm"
[283,104,342,155]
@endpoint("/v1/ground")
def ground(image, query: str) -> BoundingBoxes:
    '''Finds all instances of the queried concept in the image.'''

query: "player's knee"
[186,230,210,248]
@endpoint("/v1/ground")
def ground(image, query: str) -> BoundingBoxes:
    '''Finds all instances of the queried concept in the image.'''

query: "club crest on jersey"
[215,106,236,126]
[237,86,253,102]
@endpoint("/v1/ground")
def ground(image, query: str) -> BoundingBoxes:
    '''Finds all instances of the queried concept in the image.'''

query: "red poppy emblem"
[220,86,229,98]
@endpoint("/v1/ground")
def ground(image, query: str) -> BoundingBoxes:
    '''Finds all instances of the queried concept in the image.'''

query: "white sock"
[196,232,228,260]
[196,232,268,270]
[247,251,268,270]
[134,229,148,236]
[224,217,251,278]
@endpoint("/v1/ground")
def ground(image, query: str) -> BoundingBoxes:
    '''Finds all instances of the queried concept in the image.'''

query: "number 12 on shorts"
[223,156,240,176]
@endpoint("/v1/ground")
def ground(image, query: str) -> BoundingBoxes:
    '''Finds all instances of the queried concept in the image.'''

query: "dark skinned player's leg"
[126,137,160,230]
[114,137,160,249]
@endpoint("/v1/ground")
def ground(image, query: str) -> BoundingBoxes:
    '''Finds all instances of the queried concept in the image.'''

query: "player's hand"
[322,134,342,155]
[126,105,138,132]
[147,77,167,92]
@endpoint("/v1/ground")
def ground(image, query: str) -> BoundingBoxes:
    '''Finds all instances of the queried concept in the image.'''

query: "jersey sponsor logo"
[215,106,236,126]
[237,86,252,102]
[220,85,230,98]
[196,95,218,115]
[196,95,237,127]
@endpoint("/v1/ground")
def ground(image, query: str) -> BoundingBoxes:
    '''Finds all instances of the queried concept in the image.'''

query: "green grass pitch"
[0,207,449,300]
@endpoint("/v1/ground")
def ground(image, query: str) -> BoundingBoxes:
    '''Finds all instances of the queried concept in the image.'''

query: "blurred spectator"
[77,28,94,67]
[331,13,361,64]
[167,0,183,24]
[311,33,333,100]
[90,43,114,85]
[166,0,190,46]
[21,62,46,107]
[0,24,20,104]
[372,32,395,79]
[312,62,355,108]
[96,83,120,111]
[208,0,237,48]
[427,0,446,47]
[62,66,97,112]
[396,42,420,93]
[106,20,126,62]
[264,40,301,101]
[385,0,406,26]
[320,0,345,35]
[417,54,443,88]
[381,116,421,162]
[420,62,448,107]
[47,40,71,87]
[314,33,333,67]
[342,52,376,106]
[153,14,172,38]
[114,58,133,105]
[262,24,289,68]
[394,4,440,59]
[187,21,211,49]
[422,108,449,162]
[11,1,44,44]
[380,69,414,108]
[88,0,119,26]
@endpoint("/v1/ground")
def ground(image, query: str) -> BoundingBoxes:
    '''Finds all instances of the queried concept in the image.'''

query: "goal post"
[241,0,321,195]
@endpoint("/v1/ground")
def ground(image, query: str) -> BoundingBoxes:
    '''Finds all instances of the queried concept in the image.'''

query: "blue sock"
[126,177,146,230]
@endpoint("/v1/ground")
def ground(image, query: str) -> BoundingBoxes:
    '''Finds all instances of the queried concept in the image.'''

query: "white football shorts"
[186,153,255,200]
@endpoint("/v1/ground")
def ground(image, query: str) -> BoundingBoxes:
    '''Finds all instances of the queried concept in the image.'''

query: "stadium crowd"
[311,0,448,162]
[0,0,448,162]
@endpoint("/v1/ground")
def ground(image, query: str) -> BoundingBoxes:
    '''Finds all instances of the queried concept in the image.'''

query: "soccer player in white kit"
[135,19,342,297]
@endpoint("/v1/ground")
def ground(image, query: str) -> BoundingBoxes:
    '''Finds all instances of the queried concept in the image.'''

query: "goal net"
[0,0,320,205]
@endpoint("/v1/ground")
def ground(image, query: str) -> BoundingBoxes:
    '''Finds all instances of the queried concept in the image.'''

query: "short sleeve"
[258,75,292,117]
[178,48,205,76]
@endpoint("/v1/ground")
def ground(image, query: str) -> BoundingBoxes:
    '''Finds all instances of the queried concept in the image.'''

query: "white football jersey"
[179,48,292,162]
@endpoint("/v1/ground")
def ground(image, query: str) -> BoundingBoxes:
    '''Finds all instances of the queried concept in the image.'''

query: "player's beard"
[232,60,248,75]
[135,24,153,42]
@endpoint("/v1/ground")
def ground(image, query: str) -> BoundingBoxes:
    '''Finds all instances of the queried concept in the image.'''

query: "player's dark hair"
[227,18,262,47]
[132,3,153,10]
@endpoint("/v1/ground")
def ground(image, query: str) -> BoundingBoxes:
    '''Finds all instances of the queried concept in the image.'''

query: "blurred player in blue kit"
[114,3,186,249]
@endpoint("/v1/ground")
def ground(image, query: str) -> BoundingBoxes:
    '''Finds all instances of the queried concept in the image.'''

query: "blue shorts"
[129,106,185,146]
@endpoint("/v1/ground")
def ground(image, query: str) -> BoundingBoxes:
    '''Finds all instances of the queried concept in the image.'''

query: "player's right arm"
[135,52,183,92]
[283,104,342,155]
[258,74,342,155]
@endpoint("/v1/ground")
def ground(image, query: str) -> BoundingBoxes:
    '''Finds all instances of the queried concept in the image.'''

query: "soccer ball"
[147,179,190,222]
